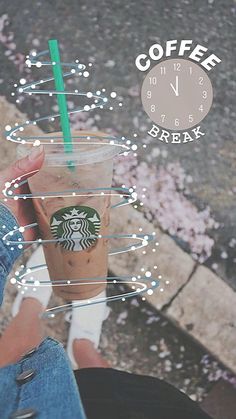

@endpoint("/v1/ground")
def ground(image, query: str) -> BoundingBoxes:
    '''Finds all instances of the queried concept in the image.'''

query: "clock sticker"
[141,58,213,131]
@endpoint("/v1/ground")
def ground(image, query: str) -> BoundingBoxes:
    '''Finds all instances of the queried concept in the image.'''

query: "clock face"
[141,58,213,131]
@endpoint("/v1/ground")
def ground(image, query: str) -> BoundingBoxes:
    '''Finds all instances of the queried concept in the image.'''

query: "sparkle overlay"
[2,45,163,317]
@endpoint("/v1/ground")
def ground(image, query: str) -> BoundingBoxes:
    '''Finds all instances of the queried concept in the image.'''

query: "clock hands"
[170,75,179,96]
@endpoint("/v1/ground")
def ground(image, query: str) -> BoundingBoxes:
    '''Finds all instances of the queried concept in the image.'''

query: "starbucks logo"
[50,205,101,252]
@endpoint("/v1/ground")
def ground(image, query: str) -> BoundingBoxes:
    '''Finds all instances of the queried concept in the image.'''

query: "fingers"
[1,145,44,185]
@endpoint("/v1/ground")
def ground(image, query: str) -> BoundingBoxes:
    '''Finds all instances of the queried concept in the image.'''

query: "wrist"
[0,203,24,271]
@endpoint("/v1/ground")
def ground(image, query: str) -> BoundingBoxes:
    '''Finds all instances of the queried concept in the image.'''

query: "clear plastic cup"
[20,130,119,301]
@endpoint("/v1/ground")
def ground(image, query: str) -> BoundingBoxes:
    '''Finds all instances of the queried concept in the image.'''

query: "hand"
[0,145,44,242]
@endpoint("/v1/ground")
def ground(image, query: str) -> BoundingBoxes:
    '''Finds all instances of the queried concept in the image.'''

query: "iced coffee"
[26,130,117,301]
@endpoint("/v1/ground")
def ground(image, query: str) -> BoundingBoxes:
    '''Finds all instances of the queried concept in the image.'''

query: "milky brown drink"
[26,130,117,301]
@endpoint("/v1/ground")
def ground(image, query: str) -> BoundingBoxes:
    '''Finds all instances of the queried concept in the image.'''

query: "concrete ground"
[0,0,235,288]
[0,90,235,413]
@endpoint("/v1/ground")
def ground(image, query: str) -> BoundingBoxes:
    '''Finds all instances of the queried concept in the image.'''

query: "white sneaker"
[11,246,52,316]
[66,290,110,370]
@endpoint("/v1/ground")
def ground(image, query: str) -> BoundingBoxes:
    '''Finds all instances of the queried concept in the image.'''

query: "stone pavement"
[109,192,236,374]
[201,380,236,419]
[0,0,235,290]
[0,96,236,406]
[167,266,236,374]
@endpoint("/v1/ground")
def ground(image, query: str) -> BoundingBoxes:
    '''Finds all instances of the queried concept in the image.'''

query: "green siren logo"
[50,205,101,252]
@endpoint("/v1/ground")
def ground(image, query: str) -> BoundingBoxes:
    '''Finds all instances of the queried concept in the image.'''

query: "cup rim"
[17,131,127,166]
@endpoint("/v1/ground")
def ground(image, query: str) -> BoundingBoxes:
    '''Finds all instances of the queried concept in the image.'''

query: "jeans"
[0,337,86,419]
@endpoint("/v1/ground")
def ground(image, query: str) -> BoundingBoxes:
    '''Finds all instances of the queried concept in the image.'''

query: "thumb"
[2,145,44,185]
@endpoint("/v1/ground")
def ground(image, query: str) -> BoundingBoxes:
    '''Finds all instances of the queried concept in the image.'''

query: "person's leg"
[67,291,110,369]
[76,368,213,419]
[0,301,108,369]
[73,338,109,369]
[0,298,44,367]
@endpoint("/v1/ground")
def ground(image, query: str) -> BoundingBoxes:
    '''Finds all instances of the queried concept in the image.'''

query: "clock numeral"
[151,104,156,113]
[199,76,204,85]
[175,118,180,127]
[161,114,165,122]
[160,66,166,75]
[147,90,152,99]
[174,62,181,71]
[149,77,157,85]
[189,67,193,75]
[199,104,204,112]
[188,115,193,123]
[202,90,207,99]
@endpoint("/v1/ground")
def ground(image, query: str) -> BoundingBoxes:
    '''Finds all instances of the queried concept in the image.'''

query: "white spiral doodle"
[2,47,160,318]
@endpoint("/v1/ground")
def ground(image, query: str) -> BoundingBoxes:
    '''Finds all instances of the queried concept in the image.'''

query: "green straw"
[48,39,73,164]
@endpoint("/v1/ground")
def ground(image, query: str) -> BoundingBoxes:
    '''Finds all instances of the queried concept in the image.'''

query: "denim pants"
[0,337,86,419]
[0,203,86,417]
